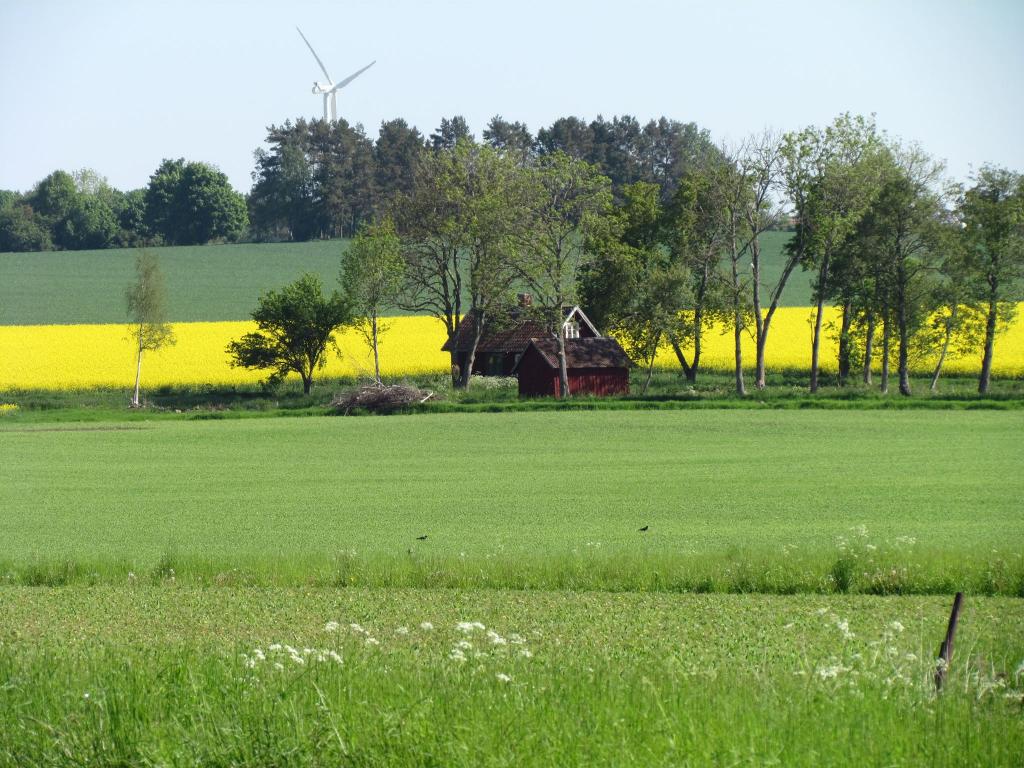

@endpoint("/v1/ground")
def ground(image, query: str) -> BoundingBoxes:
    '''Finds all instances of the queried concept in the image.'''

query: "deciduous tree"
[341,217,405,384]
[125,251,175,407]
[227,274,351,394]
[958,165,1024,393]
[518,152,613,397]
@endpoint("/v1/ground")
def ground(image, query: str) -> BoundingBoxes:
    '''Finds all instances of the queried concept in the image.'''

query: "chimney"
[517,293,533,307]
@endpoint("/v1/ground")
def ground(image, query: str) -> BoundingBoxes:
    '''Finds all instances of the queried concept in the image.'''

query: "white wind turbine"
[296,27,375,122]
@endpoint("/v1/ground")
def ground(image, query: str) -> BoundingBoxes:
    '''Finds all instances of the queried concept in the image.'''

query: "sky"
[1,0,1022,194]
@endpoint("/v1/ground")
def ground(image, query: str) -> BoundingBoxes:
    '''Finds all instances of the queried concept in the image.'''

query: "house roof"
[441,306,599,354]
[512,337,634,372]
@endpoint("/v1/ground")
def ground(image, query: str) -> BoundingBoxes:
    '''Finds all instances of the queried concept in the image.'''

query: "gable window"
[564,321,580,339]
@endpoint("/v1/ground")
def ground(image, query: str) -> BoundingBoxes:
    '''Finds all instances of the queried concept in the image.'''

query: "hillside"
[0,232,812,325]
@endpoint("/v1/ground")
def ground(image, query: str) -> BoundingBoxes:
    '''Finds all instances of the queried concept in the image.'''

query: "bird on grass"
[638,525,649,532]
[415,535,428,541]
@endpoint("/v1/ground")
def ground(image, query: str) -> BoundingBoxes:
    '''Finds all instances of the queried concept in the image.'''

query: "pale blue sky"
[1,0,1021,193]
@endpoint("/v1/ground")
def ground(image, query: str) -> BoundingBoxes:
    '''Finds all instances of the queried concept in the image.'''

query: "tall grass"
[2,588,1022,767]
[2,546,1022,595]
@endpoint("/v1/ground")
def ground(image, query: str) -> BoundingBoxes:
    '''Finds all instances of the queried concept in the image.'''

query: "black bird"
[416,535,428,541]
[638,525,649,532]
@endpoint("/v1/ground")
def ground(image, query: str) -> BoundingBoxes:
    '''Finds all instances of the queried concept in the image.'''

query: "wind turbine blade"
[330,60,375,91]
[296,26,333,83]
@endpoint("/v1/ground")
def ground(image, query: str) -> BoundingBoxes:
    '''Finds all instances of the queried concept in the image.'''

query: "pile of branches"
[330,384,434,415]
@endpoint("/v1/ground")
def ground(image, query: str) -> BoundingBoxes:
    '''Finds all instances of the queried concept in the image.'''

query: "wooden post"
[934,591,964,693]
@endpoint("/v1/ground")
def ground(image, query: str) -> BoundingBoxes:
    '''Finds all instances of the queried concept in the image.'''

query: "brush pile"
[330,384,434,414]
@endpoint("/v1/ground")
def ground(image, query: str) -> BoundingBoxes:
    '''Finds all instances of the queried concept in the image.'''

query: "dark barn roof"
[441,310,546,354]
[441,306,599,354]
[512,337,633,372]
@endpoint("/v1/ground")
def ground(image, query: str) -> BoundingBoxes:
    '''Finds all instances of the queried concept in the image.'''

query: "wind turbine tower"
[296,27,375,122]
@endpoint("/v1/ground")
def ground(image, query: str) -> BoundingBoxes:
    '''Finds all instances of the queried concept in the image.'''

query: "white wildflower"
[327,650,343,665]
[325,621,340,633]
[395,626,410,635]
[509,633,526,645]
[252,648,266,661]
[834,618,854,640]
[486,630,507,645]
[419,621,434,631]
[817,664,845,680]
[274,662,284,670]
[889,621,905,633]
[495,673,512,683]
[365,637,380,646]
[349,623,366,634]
[449,648,467,662]
[456,621,486,633]
[268,644,282,652]
[456,640,473,650]
[905,653,918,662]
[519,648,533,658]
[83,692,90,700]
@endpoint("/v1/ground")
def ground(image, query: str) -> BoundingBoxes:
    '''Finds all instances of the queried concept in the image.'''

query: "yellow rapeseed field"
[0,317,451,390]
[1,306,1022,390]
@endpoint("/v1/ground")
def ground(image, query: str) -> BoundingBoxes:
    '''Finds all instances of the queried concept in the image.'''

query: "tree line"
[6,112,1023,397]
[0,160,248,252]
[230,118,1022,398]
[1,114,714,251]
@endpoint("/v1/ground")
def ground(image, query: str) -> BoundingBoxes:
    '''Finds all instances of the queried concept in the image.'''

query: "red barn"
[441,297,600,377]
[512,337,632,398]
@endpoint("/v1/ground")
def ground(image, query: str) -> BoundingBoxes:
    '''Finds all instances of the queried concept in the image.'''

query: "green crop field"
[2,410,1021,592]
[0,231,811,325]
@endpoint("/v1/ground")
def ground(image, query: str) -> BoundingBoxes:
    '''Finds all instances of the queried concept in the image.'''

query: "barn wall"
[517,353,558,397]
[568,367,630,396]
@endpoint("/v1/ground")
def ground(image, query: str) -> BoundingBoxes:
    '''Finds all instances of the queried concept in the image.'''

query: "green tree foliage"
[226,274,351,394]
[782,113,886,392]
[0,204,53,252]
[374,119,426,210]
[59,194,120,250]
[658,165,732,383]
[340,218,405,384]
[125,251,175,407]
[839,145,947,395]
[483,115,534,162]
[537,115,715,201]
[145,158,248,245]
[0,189,20,211]
[582,182,686,393]
[429,115,473,151]
[249,119,375,240]
[958,165,1024,393]
[118,189,149,245]
[30,171,78,222]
